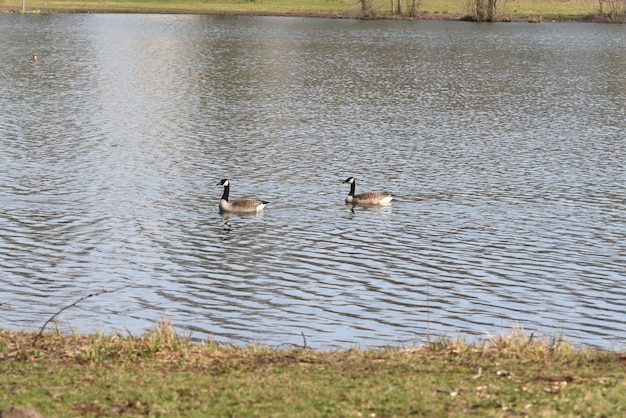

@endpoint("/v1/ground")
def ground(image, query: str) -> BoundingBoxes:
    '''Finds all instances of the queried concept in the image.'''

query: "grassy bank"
[1,0,599,22]
[1,324,625,417]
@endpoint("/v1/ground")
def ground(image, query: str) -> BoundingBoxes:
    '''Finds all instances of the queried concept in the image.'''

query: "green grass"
[1,0,599,21]
[498,0,597,21]
[1,323,626,417]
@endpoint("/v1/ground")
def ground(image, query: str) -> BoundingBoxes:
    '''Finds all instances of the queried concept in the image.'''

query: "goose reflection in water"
[220,210,265,225]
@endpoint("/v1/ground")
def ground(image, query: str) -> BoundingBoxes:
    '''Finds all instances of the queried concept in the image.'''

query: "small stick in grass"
[35,287,122,342]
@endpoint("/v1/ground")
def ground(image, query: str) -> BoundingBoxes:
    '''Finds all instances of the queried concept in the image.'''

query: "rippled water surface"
[1,14,625,348]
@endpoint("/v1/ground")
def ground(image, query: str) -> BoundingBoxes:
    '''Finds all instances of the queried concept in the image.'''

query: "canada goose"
[343,177,394,205]
[218,179,269,213]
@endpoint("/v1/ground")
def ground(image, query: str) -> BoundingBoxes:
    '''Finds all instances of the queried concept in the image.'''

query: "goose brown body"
[218,179,269,213]
[343,177,394,205]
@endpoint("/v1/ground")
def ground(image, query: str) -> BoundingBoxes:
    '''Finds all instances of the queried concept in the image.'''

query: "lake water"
[1,14,625,349]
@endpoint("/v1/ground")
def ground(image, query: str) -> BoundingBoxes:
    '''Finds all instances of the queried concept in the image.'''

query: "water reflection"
[0,15,625,349]
[345,203,393,216]
[220,211,266,224]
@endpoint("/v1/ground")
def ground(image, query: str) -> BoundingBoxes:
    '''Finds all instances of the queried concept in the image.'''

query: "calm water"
[1,14,625,349]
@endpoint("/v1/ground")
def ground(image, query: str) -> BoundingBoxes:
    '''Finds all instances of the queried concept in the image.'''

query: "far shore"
[0,9,604,23]
[0,0,607,23]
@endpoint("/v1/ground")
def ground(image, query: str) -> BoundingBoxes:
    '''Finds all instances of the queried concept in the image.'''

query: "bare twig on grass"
[36,292,101,340]
[35,287,122,342]
[276,331,311,351]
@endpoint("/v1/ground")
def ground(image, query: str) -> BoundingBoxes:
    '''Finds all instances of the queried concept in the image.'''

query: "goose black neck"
[221,184,230,202]
[348,182,356,196]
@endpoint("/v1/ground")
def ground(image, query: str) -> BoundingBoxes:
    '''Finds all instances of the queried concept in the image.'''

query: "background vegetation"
[2,0,619,22]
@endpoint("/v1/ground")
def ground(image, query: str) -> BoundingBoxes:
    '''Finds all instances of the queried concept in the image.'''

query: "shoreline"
[0,7,603,23]
[1,327,625,417]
